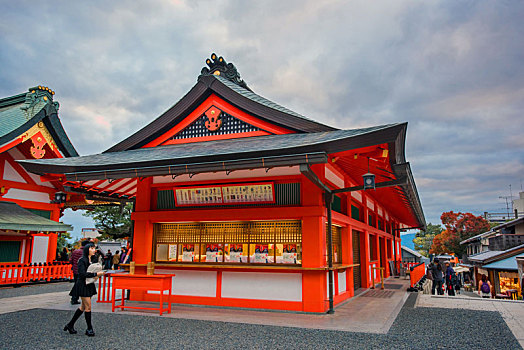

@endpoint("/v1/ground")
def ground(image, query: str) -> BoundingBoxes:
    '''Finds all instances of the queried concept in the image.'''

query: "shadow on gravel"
[0,293,521,350]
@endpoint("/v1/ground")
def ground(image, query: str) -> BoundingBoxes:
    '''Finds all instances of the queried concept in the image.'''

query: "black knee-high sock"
[84,311,93,330]
[68,308,83,326]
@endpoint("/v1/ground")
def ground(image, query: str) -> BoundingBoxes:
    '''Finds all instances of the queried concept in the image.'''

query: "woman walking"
[64,243,105,336]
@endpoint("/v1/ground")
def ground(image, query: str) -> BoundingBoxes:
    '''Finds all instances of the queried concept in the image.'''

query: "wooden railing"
[0,262,72,285]
[409,262,426,288]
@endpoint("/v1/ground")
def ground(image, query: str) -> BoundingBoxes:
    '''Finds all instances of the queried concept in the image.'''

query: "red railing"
[97,273,124,304]
[98,273,113,303]
[409,262,426,288]
[0,262,72,285]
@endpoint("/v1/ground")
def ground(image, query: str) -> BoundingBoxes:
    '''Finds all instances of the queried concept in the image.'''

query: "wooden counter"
[121,263,359,271]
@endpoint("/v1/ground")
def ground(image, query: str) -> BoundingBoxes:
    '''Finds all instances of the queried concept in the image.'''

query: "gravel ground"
[0,281,72,299]
[0,293,520,350]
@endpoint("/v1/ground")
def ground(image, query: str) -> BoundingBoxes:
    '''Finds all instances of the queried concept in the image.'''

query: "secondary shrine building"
[21,54,426,313]
[0,86,76,264]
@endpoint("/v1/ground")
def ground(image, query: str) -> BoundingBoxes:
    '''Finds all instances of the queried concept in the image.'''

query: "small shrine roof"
[0,202,72,232]
[0,86,78,157]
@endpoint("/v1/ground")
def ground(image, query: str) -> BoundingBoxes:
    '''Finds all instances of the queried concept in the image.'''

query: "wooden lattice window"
[325,224,342,264]
[154,221,302,265]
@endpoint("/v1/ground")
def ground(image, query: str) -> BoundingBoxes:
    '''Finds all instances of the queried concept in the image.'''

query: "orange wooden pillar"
[302,216,326,312]
[384,237,390,278]
[360,230,370,288]
[46,233,58,262]
[343,225,354,297]
[132,177,154,265]
[374,234,380,284]
[129,177,153,302]
[380,236,389,278]
[23,237,31,264]
[301,170,326,312]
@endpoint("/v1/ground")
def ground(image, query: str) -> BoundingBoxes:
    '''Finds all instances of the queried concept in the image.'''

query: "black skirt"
[69,279,97,298]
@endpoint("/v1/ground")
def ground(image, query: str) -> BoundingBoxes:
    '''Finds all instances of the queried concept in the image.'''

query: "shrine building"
[20,54,426,313]
[0,86,75,264]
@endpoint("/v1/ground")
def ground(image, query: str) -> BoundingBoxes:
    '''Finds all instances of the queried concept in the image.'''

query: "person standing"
[120,247,127,264]
[431,259,444,295]
[478,275,492,298]
[60,248,69,262]
[69,240,90,305]
[112,250,121,270]
[104,249,113,270]
[65,243,105,336]
[445,261,456,296]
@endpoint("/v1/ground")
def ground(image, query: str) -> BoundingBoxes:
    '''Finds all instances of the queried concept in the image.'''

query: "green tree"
[82,203,133,239]
[57,231,73,251]
[413,223,443,256]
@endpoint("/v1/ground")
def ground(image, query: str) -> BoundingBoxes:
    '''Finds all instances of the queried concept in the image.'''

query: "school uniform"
[69,257,97,298]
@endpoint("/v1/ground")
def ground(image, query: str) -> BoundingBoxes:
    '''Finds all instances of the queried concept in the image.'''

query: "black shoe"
[85,329,95,337]
[63,324,77,334]
[70,300,80,305]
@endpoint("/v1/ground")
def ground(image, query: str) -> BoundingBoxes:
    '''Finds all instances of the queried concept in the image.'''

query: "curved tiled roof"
[0,202,72,232]
[22,123,403,171]
[0,87,78,157]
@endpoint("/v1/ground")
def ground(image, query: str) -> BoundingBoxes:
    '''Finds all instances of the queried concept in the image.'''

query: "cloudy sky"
[1,1,523,239]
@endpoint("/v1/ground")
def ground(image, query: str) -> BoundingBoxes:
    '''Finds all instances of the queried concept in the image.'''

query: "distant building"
[462,217,524,298]
[469,244,524,298]
[513,192,524,217]
[81,228,100,240]
[401,245,429,264]
[461,217,524,257]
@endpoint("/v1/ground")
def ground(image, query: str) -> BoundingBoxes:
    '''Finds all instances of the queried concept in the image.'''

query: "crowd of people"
[426,258,461,296]
[67,240,129,305]
[58,243,129,268]
[426,258,495,298]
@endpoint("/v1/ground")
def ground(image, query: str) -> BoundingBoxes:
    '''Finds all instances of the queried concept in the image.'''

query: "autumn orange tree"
[430,211,490,258]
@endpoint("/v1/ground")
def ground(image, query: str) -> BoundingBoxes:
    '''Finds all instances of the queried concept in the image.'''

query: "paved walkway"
[417,293,524,348]
[0,291,69,314]
[1,278,410,334]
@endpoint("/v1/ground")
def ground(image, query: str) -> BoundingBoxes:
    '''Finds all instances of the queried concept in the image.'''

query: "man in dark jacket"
[69,240,90,304]
[431,258,444,295]
[104,250,113,270]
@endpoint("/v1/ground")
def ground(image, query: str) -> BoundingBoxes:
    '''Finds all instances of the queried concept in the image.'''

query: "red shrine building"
[21,54,426,313]
[0,86,75,264]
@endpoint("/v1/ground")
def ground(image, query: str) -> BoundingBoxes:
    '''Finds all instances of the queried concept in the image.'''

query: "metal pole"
[393,228,398,277]
[325,192,334,314]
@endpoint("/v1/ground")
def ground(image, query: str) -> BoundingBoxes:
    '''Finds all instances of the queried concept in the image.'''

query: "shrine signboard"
[174,182,275,206]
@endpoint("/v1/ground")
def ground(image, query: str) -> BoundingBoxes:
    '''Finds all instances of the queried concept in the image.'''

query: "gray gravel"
[0,294,520,350]
[0,281,72,299]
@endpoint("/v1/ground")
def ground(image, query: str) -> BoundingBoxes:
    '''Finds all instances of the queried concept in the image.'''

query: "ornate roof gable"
[162,105,263,145]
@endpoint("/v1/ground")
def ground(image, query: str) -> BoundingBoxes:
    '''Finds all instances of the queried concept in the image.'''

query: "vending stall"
[20,54,425,313]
